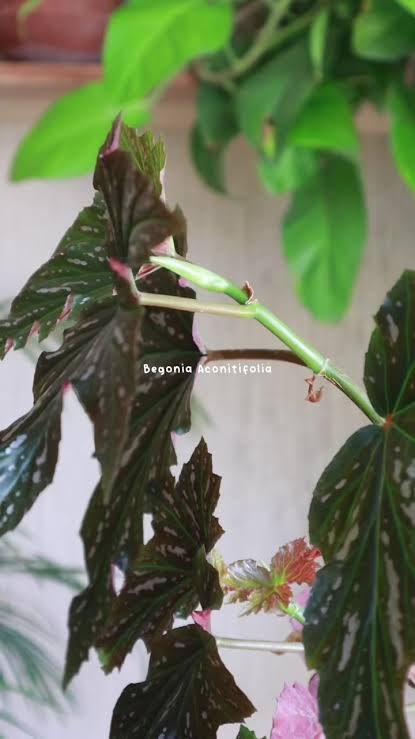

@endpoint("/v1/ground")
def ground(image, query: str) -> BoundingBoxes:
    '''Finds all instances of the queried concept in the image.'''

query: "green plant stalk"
[215,636,304,654]
[149,255,385,426]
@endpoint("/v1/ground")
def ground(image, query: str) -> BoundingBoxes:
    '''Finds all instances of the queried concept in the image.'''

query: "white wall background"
[1,89,415,738]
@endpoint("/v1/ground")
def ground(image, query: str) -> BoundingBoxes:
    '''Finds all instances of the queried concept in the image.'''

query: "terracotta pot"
[0,0,121,62]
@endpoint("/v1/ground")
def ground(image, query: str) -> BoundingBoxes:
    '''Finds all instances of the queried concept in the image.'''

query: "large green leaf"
[99,438,223,670]
[237,40,315,147]
[0,196,112,358]
[64,272,204,686]
[258,146,317,195]
[11,83,150,181]
[282,156,366,321]
[289,83,359,159]
[389,83,415,195]
[396,0,415,14]
[304,271,415,737]
[104,0,233,106]
[110,625,255,739]
[0,299,141,535]
[353,0,415,61]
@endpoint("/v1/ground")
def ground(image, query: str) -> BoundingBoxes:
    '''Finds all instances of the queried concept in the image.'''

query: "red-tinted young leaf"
[93,121,182,272]
[0,298,141,535]
[0,195,112,357]
[271,538,320,587]
[110,625,255,739]
[223,539,319,614]
[304,271,415,738]
[64,271,204,686]
[98,438,223,672]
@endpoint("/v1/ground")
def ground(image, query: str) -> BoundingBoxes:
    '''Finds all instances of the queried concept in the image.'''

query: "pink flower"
[271,675,325,739]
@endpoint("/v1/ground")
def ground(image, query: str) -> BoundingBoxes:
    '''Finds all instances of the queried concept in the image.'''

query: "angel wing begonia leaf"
[64,271,204,686]
[0,195,112,358]
[0,298,141,535]
[224,538,319,614]
[304,270,415,738]
[109,625,255,739]
[98,438,223,671]
[93,122,182,272]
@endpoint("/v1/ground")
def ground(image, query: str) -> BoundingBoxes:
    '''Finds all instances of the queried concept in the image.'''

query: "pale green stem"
[215,637,304,654]
[149,255,385,427]
[138,292,256,319]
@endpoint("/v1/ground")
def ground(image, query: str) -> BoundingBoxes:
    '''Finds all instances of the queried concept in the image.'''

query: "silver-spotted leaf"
[304,270,415,738]
[64,272,204,686]
[0,299,141,535]
[0,195,112,357]
[110,625,255,739]
[99,438,223,671]
[93,122,182,271]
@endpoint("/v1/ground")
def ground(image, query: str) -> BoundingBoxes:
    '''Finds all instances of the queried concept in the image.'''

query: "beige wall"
[1,90,415,738]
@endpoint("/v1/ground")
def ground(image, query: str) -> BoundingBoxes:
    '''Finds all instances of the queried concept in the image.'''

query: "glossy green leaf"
[289,83,359,158]
[283,156,366,321]
[0,298,141,535]
[389,83,415,194]
[64,271,204,686]
[11,83,150,181]
[197,83,238,148]
[94,121,182,270]
[104,0,233,105]
[304,270,415,738]
[396,0,415,14]
[0,196,112,358]
[310,7,329,78]
[237,40,315,147]
[259,147,317,195]
[110,625,255,739]
[190,124,228,194]
[353,0,415,61]
[99,438,223,670]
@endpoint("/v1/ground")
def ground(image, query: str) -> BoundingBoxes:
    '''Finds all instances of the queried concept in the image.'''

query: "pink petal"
[271,679,324,739]
[192,609,212,633]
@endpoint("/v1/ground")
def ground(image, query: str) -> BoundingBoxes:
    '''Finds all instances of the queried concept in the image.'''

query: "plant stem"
[138,292,256,319]
[206,348,305,367]
[215,636,304,654]
[148,256,386,426]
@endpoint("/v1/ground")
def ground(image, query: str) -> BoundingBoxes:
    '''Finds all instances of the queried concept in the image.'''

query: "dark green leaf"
[98,438,223,670]
[0,299,141,534]
[197,83,238,147]
[304,270,415,737]
[283,156,366,321]
[353,0,415,61]
[94,122,182,270]
[388,83,415,194]
[110,625,255,739]
[237,40,315,147]
[191,124,228,194]
[259,146,317,195]
[289,82,359,158]
[11,83,150,181]
[104,0,233,106]
[310,7,330,78]
[0,195,112,358]
[64,272,204,686]
[237,727,264,739]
